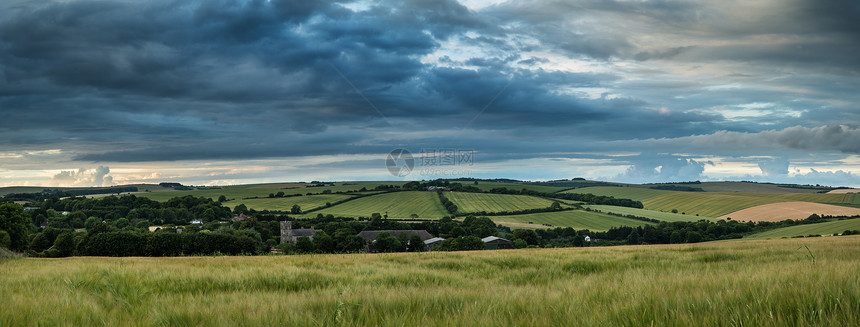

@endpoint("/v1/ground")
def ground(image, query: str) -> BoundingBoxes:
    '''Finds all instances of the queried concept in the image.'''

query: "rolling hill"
[490,210,653,230]
[304,191,449,219]
[446,192,557,214]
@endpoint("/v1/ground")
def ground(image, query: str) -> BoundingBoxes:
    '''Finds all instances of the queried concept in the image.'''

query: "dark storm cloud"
[0,0,858,185]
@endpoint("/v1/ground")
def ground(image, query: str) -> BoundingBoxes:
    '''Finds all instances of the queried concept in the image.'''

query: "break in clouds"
[0,0,858,186]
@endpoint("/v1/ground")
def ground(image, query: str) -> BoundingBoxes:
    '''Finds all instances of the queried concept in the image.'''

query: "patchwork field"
[305,191,448,219]
[744,218,860,239]
[225,194,355,212]
[3,237,859,326]
[491,210,653,230]
[563,186,673,202]
[828,188,860,194]
[446,192,556,214]
[642,192,860,218]
[585,205,717,222]
[469,181,569,193]
[717,202,860,222]
[135,183,403,202]
[647,182,829,193]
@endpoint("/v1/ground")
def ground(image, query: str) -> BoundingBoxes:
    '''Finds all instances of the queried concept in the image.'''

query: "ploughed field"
[3,236,859,326]
[718,202,860,222]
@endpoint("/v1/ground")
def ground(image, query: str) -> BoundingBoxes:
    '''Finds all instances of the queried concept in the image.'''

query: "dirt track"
[718,201,860,222]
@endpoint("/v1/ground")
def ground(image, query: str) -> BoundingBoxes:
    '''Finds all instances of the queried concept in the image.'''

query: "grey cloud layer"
[0,0,857,184]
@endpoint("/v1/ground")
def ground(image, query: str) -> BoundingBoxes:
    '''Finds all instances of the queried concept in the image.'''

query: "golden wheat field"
[2,236,859,326]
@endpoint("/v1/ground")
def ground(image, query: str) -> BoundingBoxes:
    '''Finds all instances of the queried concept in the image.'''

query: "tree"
[550,201,562,210]
[295,236,314,253]
[513,239,528,249]
[84,217,99,230]
[450,236,485,251]
[685,231,703,243]
[218,195,227,202]
[626,229,641,245]
[201,208,216,222]
[374,232,401,253]
[291,205,302,214]
[136,220,150,229]
[513,229,539,246]
[234,204,248,215]
[0,230,10,249]
[114,218,130,229]
[0,203,31,251]
[407,234,424,252]
[312,231,335,253]
[669,231,684,243]
[30,232,53,253]
[53,231,75,257]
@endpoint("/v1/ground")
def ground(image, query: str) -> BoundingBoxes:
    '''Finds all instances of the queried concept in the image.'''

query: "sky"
[0,0,859,187]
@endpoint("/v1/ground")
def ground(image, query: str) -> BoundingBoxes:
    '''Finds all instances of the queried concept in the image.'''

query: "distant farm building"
[481,236,514,250]
[426,186,451,191]
[231,213,249,222]
[423,237,445,251]
[584,236,591,242]
[280,221,317,244]
[190,219,203,225]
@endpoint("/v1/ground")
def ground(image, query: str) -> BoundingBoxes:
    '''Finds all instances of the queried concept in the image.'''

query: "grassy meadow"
[491,210,653,230]
[2,236,859,326]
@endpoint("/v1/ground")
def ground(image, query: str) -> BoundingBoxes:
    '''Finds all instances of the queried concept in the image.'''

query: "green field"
[642,192,860,217]
[642,192,860,218]
[134,183,404,203]
[585,205,717,222]
[306,191,449,219]
[446,192,556,214]
[563,186,674,202]
[680,182,828,193]
[469,181,569,193]
[3,237,859,326]
[224,194,355,212]
[744,218,860,240]
[491,210,653,230]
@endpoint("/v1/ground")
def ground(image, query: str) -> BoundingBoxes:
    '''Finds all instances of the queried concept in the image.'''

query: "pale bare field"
[718,201,860,222]
[828,188,860,194]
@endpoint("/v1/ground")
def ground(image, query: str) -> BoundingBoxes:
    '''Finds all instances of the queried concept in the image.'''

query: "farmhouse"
[481,236,514,250]
[231,213,249,222]
[280,221,317,244]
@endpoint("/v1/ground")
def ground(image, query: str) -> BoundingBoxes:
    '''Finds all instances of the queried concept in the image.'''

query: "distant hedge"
[81,231,259,256]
